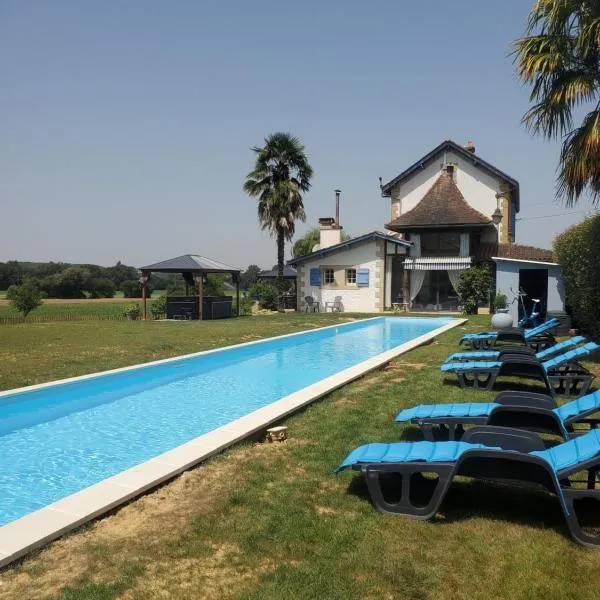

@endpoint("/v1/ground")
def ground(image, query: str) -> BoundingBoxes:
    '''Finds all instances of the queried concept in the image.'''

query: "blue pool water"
[0,316,452,525]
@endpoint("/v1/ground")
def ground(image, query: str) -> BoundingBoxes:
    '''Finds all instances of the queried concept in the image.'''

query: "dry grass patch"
[332,396,357,407]
[0,444,283,600]
[129,544,277,600]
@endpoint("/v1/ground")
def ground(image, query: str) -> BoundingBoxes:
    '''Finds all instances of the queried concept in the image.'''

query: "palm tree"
[514,0,600,206]
[292,227,352,258]
[243,133,313,311]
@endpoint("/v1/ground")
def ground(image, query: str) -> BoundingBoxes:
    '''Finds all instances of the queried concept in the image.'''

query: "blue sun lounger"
[336,427,600,547]
[445,335,586,364]
[441,342,599,396]
[396,389,600,441]
[459,318,559,351]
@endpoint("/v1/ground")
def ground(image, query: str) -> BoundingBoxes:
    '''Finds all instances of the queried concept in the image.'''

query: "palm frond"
[515,0,600,206]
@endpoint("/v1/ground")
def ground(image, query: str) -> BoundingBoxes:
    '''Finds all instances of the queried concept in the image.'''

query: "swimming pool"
[0,316,454,527]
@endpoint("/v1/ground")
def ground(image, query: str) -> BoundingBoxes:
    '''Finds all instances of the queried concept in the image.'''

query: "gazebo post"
[140,271,149,320]
[235,273,240,317]
[196,273,203,321]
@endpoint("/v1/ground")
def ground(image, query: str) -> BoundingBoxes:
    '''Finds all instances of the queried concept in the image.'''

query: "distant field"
[0,301,138,318]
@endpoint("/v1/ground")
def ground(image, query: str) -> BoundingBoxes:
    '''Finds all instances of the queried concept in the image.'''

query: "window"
[420,232,460,256]
[346,268,357,285]
[323,268,335,285]
[445,165,454,177]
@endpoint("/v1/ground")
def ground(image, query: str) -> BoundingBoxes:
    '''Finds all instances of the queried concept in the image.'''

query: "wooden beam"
[197,275,203,321]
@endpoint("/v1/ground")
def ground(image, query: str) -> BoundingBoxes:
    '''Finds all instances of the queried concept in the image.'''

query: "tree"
[240,264,261,290]
[457,266,492,315]
[292,227,352,258]
[243,132,313,311]
[6,279,42,317]
[514,0,600,206]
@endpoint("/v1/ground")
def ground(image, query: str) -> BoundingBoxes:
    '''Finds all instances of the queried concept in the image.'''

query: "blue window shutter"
[357,268,369,287]
[310,268,321,286]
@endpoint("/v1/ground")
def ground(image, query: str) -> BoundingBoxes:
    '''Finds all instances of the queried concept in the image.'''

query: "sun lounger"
[440,342,599,396]
[459,318,559,351]
[445,335,586,364]
[336,427,600,547]
[396,389,600,441]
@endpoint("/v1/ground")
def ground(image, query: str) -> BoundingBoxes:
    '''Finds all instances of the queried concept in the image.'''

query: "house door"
[413,271,458,311]
[518,269,548,320]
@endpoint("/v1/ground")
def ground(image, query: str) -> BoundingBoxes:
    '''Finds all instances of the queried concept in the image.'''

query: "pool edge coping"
[0,317,465,568]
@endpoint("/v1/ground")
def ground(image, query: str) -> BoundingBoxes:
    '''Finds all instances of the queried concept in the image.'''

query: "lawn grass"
[1,314,599,599]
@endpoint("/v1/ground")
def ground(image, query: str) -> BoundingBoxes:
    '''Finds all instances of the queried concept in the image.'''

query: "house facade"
[291,140,564,319]
[289,228,411,312]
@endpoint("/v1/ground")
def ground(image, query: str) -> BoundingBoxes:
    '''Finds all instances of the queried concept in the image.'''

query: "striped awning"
[403,257,472,271]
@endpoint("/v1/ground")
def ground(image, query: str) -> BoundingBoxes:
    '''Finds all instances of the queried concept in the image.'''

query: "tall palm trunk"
[276,227,285,312]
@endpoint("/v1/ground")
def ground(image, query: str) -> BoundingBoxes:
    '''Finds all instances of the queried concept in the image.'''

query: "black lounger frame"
[451,354,593,397]
[353,427,600,547]
[408,391,600,441]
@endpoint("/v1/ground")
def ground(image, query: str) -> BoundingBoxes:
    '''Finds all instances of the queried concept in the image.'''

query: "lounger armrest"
[497,346,536,359]
[461,426,546,452]
[494,391,556,410]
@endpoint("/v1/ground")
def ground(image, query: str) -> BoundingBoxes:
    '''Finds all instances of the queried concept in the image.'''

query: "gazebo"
[140,254,241,320]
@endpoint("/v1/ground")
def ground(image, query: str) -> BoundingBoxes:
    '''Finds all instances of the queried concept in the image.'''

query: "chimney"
[464,141,476,153]
[318,190,343,249]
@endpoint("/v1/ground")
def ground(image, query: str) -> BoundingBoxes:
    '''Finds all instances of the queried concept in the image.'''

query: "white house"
[289,225,411,312]
[290,139,566,321]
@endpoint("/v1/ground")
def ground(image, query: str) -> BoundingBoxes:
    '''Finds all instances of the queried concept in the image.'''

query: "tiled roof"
[385,171,492,231]
[496,243,554,262]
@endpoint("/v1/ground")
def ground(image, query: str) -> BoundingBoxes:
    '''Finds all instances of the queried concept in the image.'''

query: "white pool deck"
[0,317,464,568]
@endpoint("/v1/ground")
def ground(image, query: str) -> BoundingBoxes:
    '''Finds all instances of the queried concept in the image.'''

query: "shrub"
[248,281,278,311]
[6,279,42,317]
[87,277,116,298]
[493,292,508,312]
[150,295,167,318]
[239,295,254,316]
[553,215,600,337]
[457,266,492,315]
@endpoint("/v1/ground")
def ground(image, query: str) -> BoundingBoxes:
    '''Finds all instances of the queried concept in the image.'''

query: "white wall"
[297,240,380,312]
[494,259,565,323]
[389,150,504,221]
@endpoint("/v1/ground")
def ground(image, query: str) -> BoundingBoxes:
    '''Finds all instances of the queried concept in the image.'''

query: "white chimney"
[319,190,343,249]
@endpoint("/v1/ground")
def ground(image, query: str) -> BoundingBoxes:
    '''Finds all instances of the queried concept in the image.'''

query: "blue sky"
[1,0,594,269]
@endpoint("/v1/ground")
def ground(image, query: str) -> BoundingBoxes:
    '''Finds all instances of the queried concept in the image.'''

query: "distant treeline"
[0,260,166,298]
[0,261,265,299]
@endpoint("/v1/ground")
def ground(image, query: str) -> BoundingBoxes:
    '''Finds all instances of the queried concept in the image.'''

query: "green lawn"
[1,314,599,600]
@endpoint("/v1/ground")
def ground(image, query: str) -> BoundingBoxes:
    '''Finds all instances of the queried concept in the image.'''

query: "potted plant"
[124,303,141,321]
[491,292,513,329]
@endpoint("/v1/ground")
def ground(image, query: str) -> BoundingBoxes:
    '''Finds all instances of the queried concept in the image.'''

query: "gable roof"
[288,231,411,266]
[385,171,492,231]
[141,254,240,273]
[380,140,520,212]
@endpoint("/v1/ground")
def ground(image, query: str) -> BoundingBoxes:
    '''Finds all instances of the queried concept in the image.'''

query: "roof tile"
[386,172,492,231]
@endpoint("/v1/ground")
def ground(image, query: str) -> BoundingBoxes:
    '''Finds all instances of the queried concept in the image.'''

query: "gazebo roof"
[141,254,240,274]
